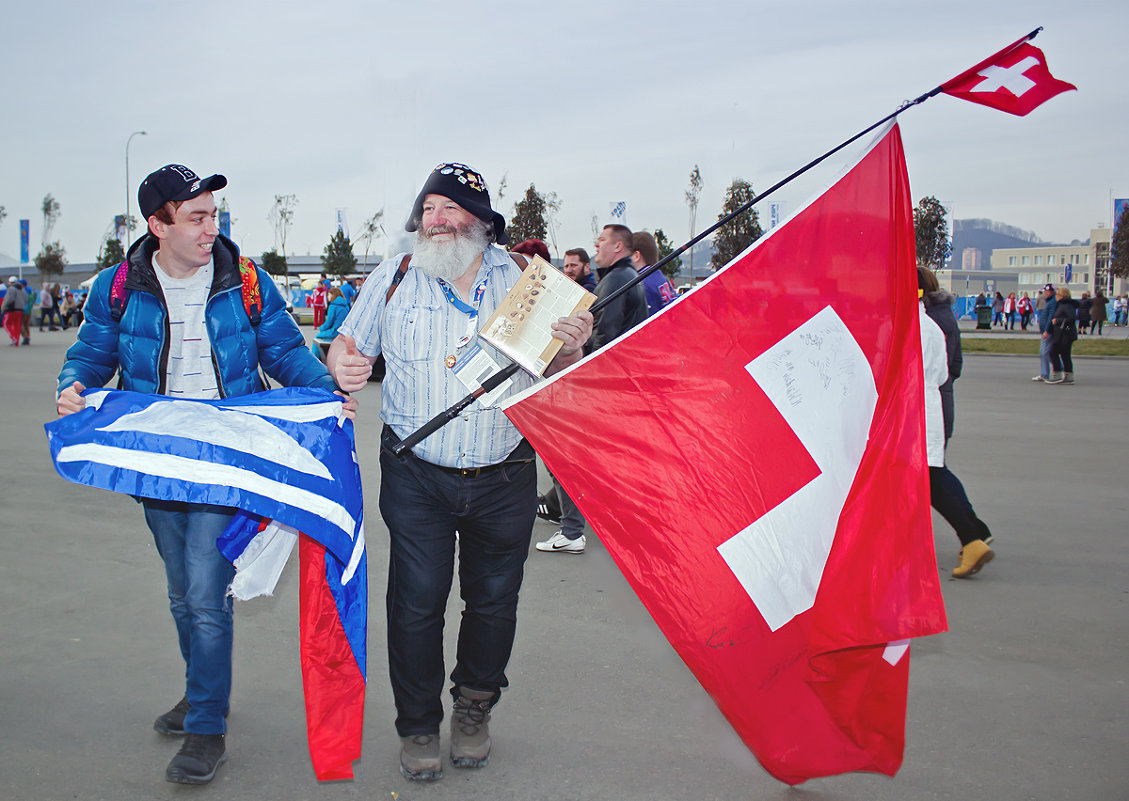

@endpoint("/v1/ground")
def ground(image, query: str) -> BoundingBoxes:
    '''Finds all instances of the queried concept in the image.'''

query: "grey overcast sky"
[1,0,1124,265]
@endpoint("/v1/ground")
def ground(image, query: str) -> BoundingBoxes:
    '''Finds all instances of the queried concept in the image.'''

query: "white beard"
[411,222,490,282]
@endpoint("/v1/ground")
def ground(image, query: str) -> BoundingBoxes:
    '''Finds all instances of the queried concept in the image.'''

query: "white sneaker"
[535,531,586,554]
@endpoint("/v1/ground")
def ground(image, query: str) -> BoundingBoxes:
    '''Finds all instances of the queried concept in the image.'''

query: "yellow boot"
[953,539,994,578]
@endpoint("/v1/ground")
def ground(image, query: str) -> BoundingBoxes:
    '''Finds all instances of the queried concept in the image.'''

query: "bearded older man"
[328,163,592,783]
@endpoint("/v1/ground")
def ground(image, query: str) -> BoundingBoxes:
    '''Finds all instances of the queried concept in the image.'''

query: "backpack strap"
[509,253,529,269]
[386,254,412,303]
[108,260,130,322]
[237,256,262,326]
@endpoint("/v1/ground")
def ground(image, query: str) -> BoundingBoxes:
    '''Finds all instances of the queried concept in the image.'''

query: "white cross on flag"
[502,122,947,784]
[941,33,1076,116]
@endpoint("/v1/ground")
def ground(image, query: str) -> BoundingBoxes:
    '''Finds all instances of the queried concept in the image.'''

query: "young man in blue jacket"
[56,164,352,785]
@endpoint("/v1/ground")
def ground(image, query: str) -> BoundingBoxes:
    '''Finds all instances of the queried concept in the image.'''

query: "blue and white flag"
[44,386,366,781]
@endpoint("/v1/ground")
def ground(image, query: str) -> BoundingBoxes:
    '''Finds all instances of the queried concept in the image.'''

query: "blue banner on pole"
[219,210,231,238]
[20,220,29,264]
[1065,263,1073,283]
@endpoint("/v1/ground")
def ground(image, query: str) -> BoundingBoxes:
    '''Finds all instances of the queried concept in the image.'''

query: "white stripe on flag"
[55,443,357,538]
[97,401,332,479]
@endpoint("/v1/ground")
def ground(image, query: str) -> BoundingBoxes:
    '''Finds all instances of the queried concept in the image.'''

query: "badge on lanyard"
[450,343,513,407]
[438,276,489,370]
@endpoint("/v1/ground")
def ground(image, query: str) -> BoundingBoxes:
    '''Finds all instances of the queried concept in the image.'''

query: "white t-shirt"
[153,254,219,399]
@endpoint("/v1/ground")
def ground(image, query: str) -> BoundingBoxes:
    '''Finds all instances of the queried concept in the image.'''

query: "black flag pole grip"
[391,362,522,457]
[390,26,1045,457]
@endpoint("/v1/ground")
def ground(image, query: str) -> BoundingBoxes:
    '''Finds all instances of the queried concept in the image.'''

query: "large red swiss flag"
[503,123,947,784]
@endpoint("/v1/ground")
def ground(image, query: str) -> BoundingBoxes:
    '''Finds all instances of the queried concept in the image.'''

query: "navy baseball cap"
[138,164,227,220]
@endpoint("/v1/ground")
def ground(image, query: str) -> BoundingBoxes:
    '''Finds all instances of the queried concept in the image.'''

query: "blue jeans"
[1039,334,1052,378]
[553,475,587,540]
[379,427,536,736]
[142,500,237,735]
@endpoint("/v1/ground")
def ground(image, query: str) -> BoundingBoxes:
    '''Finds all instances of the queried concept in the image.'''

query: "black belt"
[382,424,535,478]
[429,458,535,479]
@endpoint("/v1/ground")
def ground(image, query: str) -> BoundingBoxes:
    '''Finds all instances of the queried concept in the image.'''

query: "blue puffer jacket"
[58,234,337,397]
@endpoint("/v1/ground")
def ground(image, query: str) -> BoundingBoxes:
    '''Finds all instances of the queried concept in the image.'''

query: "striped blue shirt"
[339,245,537,468]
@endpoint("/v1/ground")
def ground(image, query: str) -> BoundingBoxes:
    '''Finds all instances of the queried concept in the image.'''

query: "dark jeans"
[1050,340,1074,374]
[142,500,237,734]
[379,426,536,736]
[929,465,991,547]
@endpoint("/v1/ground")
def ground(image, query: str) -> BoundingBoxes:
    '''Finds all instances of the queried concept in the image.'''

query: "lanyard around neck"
[436,275,488,317]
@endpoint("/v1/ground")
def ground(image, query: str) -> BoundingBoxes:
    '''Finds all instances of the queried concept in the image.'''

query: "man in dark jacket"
[1033,283,1058,382]
[586,224,648,353]
[919,268,962,442]
[56,164,349,786]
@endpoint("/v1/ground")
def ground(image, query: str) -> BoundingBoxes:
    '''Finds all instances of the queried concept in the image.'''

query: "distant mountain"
[951,219,1045,268]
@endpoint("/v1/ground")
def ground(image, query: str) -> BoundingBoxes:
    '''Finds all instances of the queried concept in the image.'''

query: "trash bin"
[976,306,991,329]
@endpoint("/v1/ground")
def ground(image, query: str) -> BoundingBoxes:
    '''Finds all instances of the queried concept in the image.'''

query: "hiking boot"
[399,735,442,781]
[1046,372,1064,384]
[450,688,495,768]
[535,531,586,554]
[1061,372,1074,384]
[953,540,994,579]
[165,733,227,785]
[154,696,191,736]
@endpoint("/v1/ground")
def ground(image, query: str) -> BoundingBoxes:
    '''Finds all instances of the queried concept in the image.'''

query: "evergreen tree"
[653,228,682,278]
[260,249,288,276]
[711,179,762,271]
[1110,204,1129,279]
[505,183,547,245]
[914,196,951,271]
[321,230,357,276]
[96,234,126,272]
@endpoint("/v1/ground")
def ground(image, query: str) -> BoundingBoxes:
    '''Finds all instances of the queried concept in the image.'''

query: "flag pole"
[390,29,1040,458]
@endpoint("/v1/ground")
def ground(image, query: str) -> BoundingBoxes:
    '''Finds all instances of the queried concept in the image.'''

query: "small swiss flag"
[941,34,1076,116]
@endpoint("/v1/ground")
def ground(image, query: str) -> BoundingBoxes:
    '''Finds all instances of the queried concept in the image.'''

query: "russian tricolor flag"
[45,386,366,781]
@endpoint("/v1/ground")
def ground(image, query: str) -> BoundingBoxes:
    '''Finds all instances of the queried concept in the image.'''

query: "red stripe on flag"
[298,533,365,781]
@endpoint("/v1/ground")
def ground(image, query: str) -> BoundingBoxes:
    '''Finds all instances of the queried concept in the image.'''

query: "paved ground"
[1,329,1126,801]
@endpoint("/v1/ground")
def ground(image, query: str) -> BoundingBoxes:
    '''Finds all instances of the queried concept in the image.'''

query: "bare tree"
[495,172,508,206]
[269,194,298,259]
[590,212,600,243]
[685,165,702,281]
[356,209,386,268]
[0,205,7,231]
[41,194,61,247]
[544,191,562,258]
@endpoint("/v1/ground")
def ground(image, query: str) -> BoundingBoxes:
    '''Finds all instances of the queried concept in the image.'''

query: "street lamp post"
[125,130,147,241]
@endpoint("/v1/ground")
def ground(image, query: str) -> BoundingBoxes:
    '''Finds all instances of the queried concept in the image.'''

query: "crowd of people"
[976,288,1126,335]
[2,278,82,345]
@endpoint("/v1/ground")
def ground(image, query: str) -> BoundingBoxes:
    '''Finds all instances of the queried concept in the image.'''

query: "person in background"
[1017,291,1033,331]
[1002,291,1016,330]
[1089,289,1108,335]
[2,276,27,346]
[1032,284,1058,383]
[311,286,350,362]
[562,247,597,293]
[1046,287,1078,385]
[919,275,994,578]
[1077,291,1092,337]
[631,231,677,316]
[510,238,551,263]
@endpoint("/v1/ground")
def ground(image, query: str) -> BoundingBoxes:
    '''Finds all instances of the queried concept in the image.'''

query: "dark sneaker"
[535,493,561,525]
[450,688,495,768]
[399,734,442,781]
[165,733,227,785]
[154,697,190,736]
